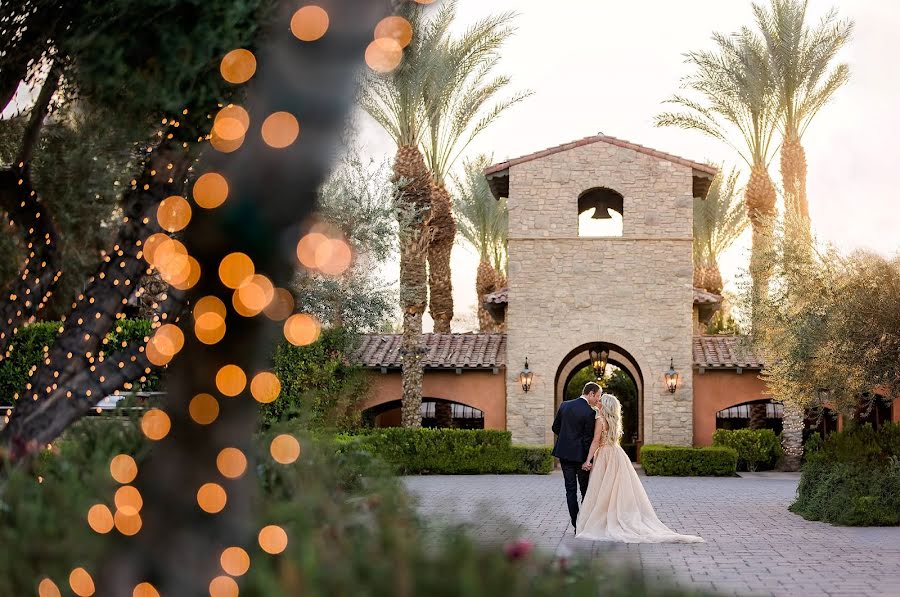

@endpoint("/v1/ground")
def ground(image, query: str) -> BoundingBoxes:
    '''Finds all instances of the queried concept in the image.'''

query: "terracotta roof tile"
[693,335,765,369]
[353,333,506,370]
[485,134,717,177]
[484,287,508,305]
[692,287,724,305]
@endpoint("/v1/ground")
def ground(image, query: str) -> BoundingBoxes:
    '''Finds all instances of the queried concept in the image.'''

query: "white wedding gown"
[575,425,704,544]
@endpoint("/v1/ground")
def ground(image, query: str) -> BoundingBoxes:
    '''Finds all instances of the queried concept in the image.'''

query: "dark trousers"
[560,458,590,528]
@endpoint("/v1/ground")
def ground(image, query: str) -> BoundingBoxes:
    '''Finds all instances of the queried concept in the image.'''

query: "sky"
[358,0,900,332]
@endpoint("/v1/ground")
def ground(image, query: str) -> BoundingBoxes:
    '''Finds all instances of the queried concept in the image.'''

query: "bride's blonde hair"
[600,393,623,444]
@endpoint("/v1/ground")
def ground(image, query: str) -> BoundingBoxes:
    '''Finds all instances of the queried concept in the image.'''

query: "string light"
[258,525,288,554]
[197,483,227,513]
[220,547,251,576]
[250,371,281,404]
[270,434,301,464]
[219,49,257,84]
[68,568,95,597]
[216,447,247,479]
[209,576,239,597]
[290,6,330,41]
[132,582,160,597]
[215,364,247,396]
[189,393,220,424]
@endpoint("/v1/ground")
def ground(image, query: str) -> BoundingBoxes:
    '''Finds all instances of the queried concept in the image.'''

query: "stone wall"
[504,140,695,446]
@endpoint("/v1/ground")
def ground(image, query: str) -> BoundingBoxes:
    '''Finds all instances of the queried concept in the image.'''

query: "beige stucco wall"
[504,141,695,447]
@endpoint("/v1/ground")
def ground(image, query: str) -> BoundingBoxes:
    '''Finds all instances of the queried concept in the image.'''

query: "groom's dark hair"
[582,382,601,396]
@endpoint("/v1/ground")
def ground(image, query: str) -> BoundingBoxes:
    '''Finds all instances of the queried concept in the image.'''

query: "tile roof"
[692,287,724,305]
[484,134,718,177]
[483,287,508,305]
[693,335,765,369]
[352,333,506,370]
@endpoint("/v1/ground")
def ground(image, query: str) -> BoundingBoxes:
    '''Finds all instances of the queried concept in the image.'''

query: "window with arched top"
[578,187,624,237]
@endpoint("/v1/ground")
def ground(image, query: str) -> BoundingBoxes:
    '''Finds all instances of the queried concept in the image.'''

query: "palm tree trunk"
[780,401,804,471]
[748,402,768,429]
[781,131,810,246]
[476,259,502,333]
[393,144,432,428]
[745,163,777,332]
[428,183,456,333]
[434,401,452,427]
[692,260,723,295]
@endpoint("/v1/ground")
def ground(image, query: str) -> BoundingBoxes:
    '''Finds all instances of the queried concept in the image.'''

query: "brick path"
[403,471,900,597]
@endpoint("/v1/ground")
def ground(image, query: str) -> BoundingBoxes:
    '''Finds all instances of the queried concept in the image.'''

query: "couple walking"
[552,382,704,543]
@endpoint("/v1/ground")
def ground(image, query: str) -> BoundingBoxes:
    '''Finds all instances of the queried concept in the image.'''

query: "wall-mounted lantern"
[589,347,609,381]
[519,358,534,393]
[664,358,680,394]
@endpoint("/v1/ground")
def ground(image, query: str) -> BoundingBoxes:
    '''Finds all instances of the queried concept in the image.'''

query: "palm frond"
[694,165,749,264]
[451,154,507,270]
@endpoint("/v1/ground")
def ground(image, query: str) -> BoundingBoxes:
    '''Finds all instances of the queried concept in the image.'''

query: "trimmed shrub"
[791,423,900,526]
[641,445,737,476]
[339,428,554,475]
[712,428,782,471]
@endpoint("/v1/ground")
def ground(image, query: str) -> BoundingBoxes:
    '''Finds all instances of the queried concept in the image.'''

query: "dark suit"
[552,397,596,528]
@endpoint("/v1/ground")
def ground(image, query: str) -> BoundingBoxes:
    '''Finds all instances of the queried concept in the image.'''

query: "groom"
[551,381,601,530]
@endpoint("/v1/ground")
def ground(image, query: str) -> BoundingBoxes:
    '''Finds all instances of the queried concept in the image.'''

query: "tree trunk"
[780,401,805,471]
[427,183,455,333]
[748,402,768,430]
[745,163,777,332]
[434,401,452,428]
[393,144,431,428]
[692,261,723,295]
[780,131,810,248]
[476,259,503,333]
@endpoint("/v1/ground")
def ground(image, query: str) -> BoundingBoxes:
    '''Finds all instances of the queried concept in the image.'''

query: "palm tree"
[693,167,747,295]
[422,4,529,333]
[753,0,852,245]
[452,155,507,332]
[360,3,453,427]
[656,29,780,330]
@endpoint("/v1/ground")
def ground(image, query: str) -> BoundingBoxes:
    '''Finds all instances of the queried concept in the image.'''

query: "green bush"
[339,428,554,475]
[0,319,158,405]
[790,423,900,526]
[712,428,782,471]
[641,445,737,476]
[265,327,366,429]
[1,415,701,596]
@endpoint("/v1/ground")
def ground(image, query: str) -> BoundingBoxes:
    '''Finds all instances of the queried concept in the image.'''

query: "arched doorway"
[554,342,644,460]
[362,398,486,429]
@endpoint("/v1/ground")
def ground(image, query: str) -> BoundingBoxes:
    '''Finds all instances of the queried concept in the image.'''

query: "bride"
[575,393,704,544]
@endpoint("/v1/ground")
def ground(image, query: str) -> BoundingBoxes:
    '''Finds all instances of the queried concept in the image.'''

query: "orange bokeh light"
[263,287,295,321]
[114,485,143,516]
[220,546,251,577]
[216,364,247,397]
[87,504,114,534]
[315,238,352,276]
[258,525,289,554]
[220,49,257,84]
[250,371,281,404]
[234,274,274,316]
[146,323,184,366]
[114,510,143,536]
[168,256,200,290]
[296,232,327,269]
[38,578,61,597]
[197,483,228,514]
[142,232,171,265]
[156,195,192,232]
[365,38,403,73]
[284,313,321,346]
[374,16,413,48]
[110,454,138,484]
[140,409,171,441]
[69,568,95,597]
[290,5,329,41]
[193,172,229,209]
[218,252,255,289]
[213,105,250,142]
[270,434,301,465]
[209,576,239,597]
[133,582,160,597]
[216,447,247,479]
[194,296,227,344]
[261,112,300,149]
[189,393,220,425]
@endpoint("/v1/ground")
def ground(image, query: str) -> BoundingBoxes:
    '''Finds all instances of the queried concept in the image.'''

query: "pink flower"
[503,538,534,561]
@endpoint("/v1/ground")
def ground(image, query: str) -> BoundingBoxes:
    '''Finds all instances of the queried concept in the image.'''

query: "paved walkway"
[403,471,900,597]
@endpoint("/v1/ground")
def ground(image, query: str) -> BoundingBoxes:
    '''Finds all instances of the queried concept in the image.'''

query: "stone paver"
[403,471,900,597]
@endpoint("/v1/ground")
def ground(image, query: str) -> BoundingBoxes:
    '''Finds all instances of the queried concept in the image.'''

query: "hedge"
[712,428,782,471]
[640,445,737,476]
[338,428,554,475]
[790,423,900,526]
[0,319,155,406]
